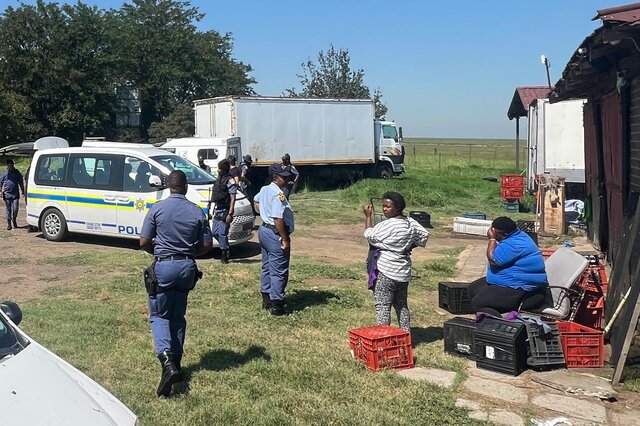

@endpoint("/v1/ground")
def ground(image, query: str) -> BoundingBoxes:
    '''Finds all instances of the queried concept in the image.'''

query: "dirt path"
[0,209,473,301]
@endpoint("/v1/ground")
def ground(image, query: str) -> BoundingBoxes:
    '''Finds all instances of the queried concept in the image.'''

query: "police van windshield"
[150,154,215,185]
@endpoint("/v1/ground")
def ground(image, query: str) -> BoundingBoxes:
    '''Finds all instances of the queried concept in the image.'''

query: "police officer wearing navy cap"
[140,170,213,397]
[254,163,295,315]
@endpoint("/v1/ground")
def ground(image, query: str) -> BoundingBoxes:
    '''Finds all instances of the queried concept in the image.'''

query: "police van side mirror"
[149,175,164,188]
[1,300,23,325]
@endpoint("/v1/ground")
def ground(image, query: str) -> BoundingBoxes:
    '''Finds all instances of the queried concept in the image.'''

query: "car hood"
[0,341,137,425]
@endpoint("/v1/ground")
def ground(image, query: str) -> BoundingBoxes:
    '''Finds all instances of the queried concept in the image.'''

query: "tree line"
[0,0,387,148]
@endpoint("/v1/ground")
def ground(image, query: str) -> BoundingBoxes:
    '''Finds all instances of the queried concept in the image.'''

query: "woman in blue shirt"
[467,216,548,317]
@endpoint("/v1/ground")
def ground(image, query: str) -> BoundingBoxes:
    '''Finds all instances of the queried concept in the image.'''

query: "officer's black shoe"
[261,292,272,310]
[270,299,286,316]
[157,350,180,397]
[12,219,17,229]
[221,249,229,264]
[6,220,11,230]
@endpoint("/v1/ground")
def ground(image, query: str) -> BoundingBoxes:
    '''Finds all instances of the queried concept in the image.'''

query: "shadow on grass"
[411,326,443,347]
[197,241,262,264]
[286,289,339,313]
[174,345,271,395]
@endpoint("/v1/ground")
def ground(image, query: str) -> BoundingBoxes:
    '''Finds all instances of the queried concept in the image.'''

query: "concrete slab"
[489,410,525,426]
[531,370,617,400]
[466,361,527,384]
[531,393,607,423]
[454,243,486,282]
[397,367,456,388]
[462,376,528,404]
[468,410,489,422]
[455,398,482,411]
[608,408,640,426]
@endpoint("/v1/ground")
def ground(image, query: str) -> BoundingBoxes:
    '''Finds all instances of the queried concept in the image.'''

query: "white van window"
[150,154,214,185]
[35,155,67,185]
[69,155,122,190]
[197,148,218,160]
[124,157,163,192]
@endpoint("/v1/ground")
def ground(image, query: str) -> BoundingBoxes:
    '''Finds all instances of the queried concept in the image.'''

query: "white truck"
[526,98,586,195]
[188,96,405,181]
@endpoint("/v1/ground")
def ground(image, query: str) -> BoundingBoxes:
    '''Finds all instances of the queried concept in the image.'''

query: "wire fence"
[403,142,527,169]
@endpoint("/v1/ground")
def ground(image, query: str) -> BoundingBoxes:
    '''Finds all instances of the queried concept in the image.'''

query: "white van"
[161,137,240,171]
[26,140,254,246]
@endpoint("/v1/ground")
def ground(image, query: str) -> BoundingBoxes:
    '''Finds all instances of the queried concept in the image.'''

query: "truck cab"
[374,120,405,178]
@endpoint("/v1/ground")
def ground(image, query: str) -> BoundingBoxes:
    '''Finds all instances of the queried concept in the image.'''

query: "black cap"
[281,153,291,161]
[242,154,253,164]
[268,163,292,178]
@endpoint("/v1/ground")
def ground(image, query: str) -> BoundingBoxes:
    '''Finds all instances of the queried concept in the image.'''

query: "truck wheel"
[377,165,393,179]
[40,208,68,242]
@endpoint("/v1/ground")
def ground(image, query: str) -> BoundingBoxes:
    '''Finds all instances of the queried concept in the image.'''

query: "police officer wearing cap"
[280,153,300,198]
[140,170,213,397]
[254,163,295,315]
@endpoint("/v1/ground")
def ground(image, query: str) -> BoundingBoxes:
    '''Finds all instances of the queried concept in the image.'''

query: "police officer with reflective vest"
[209,159,236,264]
[140,170,212,397]
[254,163,295,315]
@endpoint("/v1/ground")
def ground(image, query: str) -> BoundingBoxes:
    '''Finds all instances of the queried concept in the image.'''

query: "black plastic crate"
[438,282,473,315]
[409,211,433,228]
[444,317,477,359]
[474,318,528,376]
[525,321,565,368]
[516,220,538,245]
[463,212,487,220]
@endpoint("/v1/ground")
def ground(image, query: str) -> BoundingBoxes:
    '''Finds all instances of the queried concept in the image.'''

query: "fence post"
[438,152,442,169]
[493,147,497,168]
[413,146,416,166]
[468,144,472,163]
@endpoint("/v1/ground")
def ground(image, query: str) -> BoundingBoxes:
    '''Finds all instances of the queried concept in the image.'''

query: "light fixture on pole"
[541,54,552,90]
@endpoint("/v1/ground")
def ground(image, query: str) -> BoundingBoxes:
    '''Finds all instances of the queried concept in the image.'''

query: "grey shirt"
[140,194,212,257]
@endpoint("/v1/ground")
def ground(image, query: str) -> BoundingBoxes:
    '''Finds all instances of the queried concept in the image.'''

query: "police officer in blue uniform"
[140,170,212,397]
[209,159,236,264]
[254,163,295,315]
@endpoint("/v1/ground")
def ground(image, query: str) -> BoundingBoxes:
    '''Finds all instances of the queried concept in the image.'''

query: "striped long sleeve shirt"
[364,217,429,282]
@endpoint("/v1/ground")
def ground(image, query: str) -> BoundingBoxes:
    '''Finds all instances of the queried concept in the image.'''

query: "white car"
[0,301,138,425]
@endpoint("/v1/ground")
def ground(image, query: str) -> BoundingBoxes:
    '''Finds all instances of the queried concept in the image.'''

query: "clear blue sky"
[0,0,628,138]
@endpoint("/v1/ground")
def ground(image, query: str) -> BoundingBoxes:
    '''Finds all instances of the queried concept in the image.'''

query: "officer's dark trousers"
[212,216,230,250]
[149,259,196,358]
[259,225,290,301]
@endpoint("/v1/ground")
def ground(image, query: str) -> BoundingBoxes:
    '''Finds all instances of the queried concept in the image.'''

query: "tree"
[286,45,388,118]
[112,0,255,138]
[147,103,194,145]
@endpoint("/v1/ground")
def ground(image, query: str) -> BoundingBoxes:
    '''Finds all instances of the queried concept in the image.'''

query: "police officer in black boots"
[140,170,212,397]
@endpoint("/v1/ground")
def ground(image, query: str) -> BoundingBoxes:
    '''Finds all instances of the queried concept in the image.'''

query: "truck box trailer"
[191,96,404,181]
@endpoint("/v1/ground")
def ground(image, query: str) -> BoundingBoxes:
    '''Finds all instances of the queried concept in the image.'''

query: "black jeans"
[467,277,546,317]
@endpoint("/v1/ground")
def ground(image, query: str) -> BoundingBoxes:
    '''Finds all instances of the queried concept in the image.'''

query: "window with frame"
[35,155,68,185]
[197,148,218,160]
[124,157,163,192]
[68,155,122,190]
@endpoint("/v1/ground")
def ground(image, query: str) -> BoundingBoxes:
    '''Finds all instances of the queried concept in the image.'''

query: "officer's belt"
[155,255,194,262]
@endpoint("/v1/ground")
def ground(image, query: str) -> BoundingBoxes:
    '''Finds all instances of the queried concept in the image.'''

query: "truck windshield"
[382,125,398,142]
[150,154,215,185]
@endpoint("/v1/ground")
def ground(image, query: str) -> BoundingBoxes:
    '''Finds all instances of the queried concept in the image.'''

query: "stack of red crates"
[348,325,414,371]
[573,258,607,330]
[501,174,525,201]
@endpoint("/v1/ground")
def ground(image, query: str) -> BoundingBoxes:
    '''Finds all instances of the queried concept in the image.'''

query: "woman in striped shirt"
[363,192,430,331]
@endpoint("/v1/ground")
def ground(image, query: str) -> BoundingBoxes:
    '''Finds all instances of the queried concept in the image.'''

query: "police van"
[26,139,255,246]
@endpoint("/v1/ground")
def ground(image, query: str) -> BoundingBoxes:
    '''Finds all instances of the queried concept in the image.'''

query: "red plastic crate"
[556,321,604,367]
[348,325,414,371]
[540,248,556,260]
[501,174,525,188]
[501,187,525,200]
[573,292,605,330]
[576,265,608,296]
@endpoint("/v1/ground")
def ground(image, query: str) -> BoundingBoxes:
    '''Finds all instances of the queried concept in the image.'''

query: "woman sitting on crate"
[363,192,430,332]
[467,216,548,317]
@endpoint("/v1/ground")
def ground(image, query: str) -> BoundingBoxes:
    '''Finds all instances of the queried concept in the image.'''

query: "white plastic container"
[453,217,492,236]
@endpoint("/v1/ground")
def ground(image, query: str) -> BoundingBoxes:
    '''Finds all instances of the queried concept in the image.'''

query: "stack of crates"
[525,322,565,368]
[501,174,525,212]
[348,325,414,371]
[474,317,529,376]
[556,320,604,367]
[572,256,607,330]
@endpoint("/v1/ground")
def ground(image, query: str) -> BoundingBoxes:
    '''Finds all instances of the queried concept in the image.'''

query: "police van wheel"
[40,209,68,242]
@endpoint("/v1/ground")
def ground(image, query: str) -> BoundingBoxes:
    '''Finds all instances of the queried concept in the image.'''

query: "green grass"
[19,249,481,425]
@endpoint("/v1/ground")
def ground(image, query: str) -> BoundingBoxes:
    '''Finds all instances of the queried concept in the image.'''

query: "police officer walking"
[1,159,25,230]
[209,159,236,264]
[254,164,295,315]
[140,170,212,397]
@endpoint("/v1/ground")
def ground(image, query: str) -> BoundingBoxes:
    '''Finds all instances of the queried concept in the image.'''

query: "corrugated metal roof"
[594,2,640,24]
[507,86,551,119]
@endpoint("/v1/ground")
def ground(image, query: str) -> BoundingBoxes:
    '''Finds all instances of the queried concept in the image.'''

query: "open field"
[1,141,637,424]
